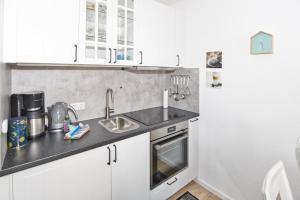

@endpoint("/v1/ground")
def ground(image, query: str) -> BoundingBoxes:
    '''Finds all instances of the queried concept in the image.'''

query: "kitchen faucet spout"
[105,89,114,119]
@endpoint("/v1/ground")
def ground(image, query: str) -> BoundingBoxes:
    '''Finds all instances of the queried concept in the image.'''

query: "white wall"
[185,0,300,199]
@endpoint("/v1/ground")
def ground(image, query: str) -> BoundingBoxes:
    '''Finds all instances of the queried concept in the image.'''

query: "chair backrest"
[262,161,294,200]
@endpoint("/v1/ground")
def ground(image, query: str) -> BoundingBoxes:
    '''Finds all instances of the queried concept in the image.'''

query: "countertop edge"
[0,108,199,177]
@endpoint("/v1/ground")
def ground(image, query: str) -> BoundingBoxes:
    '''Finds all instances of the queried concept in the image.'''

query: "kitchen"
[1,0,300,200]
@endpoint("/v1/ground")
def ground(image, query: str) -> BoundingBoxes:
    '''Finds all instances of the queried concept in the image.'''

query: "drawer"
[150,168,193,200]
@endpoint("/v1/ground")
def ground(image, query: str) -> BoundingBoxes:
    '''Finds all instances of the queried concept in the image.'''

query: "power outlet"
[70,102,86,111]
[1,119,8,134]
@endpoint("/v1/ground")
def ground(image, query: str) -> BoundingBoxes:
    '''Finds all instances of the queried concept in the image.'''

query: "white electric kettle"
[47,102,78,132]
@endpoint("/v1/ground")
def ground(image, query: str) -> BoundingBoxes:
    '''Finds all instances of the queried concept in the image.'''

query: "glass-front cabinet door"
[79,0,135,65]
[112,0,135,65]
[79,0,113,64]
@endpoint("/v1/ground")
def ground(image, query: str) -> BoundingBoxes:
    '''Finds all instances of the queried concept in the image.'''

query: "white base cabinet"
[13,145,112,200]
[13,133,150,200]
[188,117,199,179]
[0,175,10,200]
[150,118,199,200]
[112,133,150,200]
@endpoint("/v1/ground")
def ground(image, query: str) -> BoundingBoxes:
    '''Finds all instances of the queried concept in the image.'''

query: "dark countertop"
[0,107,199,177]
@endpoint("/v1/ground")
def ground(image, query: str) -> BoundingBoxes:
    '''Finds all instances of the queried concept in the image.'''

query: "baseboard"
[194,178,234,200]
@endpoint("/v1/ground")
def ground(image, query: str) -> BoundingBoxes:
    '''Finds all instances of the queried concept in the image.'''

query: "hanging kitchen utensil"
[169,74,192,101]
[184,76,191,96]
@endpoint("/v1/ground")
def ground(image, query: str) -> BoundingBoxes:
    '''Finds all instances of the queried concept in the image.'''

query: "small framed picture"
[206,51,222,68]
[206,71,222,88]
[251,31,273,54]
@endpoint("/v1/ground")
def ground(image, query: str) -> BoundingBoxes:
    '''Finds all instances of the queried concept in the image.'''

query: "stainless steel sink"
[98,116,140,133]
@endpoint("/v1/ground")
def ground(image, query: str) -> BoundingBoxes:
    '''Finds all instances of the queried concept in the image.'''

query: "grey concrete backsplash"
[11,67,199,121]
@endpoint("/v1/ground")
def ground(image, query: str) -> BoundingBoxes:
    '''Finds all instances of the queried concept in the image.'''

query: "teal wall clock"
[250,31,273,54]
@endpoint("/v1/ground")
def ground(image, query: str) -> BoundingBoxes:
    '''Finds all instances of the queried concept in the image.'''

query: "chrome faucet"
[105,88,114,119]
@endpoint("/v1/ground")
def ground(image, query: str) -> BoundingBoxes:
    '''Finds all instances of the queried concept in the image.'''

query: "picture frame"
[250,31,273,55]
[206,51,222,68]
[206,71,222,88]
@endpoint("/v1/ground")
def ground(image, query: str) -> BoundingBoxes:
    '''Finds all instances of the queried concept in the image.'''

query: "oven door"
[151,131,188,189]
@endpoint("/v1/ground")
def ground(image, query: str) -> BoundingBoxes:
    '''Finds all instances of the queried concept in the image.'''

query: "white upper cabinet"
[174,1,186,68]
[3,0,186,67]
[15,0,80,64]
[79,0,136,65]
[112,0,136,65]
[79,0,113,64]
[135,0,176,67]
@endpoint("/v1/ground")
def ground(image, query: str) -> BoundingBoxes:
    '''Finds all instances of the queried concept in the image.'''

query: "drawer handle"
[108,48,112,63]
[190,118,199,123]
[114,48,117,63]
[107,146,111,165]
[167,177,178,185]
[139,51,143,65]
[74,44,78,63]
[113,144,117,163]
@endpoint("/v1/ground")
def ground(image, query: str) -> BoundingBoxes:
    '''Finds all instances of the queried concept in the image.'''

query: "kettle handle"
[42,112,49,129]
[67,105,79,122]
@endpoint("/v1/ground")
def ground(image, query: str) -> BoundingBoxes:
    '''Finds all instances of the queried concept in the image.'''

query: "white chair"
[262,161,294,200]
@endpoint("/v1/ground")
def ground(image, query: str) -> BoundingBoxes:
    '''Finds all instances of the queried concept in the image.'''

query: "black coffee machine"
[10,91,46,139]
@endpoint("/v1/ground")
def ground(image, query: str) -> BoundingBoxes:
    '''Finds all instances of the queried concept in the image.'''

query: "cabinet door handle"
[107,146,111,165]
[74,44,78,62]
[113,144,117,163]
[176,54,180,66]
[139,51,143,65]
[190,118,199,123]
[108,48,112,63]
[114,48,117,63]
[167,177,178,185]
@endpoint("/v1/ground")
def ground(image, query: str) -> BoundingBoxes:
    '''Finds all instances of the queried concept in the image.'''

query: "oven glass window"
[151,134,188,189]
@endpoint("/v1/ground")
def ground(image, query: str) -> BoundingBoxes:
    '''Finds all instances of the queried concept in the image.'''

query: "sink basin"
[98,116,140,133]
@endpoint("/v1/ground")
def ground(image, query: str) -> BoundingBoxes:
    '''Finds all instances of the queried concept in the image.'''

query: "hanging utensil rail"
[168,75,191,101]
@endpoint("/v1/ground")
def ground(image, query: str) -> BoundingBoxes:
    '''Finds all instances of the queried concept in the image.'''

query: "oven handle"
[151,128,188,144]
[154,134,188,150]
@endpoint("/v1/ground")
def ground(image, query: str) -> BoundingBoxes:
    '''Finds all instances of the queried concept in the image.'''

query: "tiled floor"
[168,181,222,200]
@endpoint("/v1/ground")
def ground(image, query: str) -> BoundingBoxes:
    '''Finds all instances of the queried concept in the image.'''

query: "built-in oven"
[150,121,188,189]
